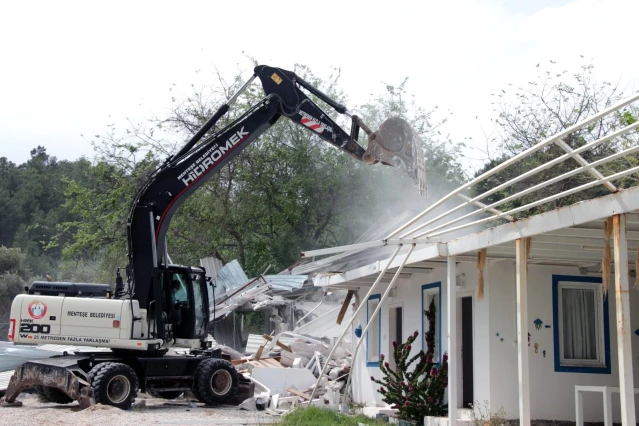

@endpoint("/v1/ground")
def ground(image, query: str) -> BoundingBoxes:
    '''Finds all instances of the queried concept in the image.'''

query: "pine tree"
[371,298,448,422]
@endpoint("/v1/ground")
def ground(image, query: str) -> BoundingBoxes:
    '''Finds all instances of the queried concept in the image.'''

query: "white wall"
[486,261,639,422]
[352,262,492,412]
[353,275,425,406]
[350,259,639,423]
[486,259,519,418]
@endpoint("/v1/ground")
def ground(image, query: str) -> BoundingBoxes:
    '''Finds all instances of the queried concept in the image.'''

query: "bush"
[279,406,385,425]
[372,298,448,422]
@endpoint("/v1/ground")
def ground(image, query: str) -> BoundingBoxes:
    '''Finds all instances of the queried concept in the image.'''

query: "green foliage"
[472,60,639,218]
[279,406,385,426]
[0,147,95,278]
[372,298,448,421]
[55,157,157,283]
[2,62,467,284]
[236,311,264,336]
[58,63,466,278]
[0,246,31,337]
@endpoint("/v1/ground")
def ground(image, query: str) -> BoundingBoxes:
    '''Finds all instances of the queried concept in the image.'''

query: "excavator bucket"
[363,117,427,196]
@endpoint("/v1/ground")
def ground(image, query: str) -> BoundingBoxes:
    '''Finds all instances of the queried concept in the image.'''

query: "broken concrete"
[251,367,316,395]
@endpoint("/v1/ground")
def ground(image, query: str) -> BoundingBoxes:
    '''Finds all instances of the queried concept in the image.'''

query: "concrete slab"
[251,367,316,395]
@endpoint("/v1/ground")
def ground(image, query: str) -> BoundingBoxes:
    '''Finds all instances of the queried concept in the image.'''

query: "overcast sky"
[1,0,637,172]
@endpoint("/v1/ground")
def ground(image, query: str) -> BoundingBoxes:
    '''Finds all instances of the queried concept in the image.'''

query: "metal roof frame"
[296,91,639,286]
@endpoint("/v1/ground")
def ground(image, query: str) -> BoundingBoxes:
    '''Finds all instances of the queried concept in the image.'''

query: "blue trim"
[421,282,442,364]
[552,275,611,374]
[366,294,382,367]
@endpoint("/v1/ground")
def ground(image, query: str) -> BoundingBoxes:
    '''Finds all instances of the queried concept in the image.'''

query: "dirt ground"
[0,392,280,426]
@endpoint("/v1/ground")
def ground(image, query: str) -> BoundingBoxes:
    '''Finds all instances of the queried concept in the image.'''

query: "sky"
[1,0,638,173]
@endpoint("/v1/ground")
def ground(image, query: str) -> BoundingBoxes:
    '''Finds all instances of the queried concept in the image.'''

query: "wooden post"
[612,214,636,426]
[516,238,530,426]
[447,256,457,426]
[336,290,356,325]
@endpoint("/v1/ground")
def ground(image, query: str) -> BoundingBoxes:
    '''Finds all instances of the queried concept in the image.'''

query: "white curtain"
[562,287,597,360]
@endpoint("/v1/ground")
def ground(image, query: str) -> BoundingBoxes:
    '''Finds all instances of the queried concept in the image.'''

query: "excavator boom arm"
[125,65,425,341]
[126,66,373,328]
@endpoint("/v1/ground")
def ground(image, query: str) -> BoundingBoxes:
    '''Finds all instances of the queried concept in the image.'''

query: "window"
[191,273,207,337]
[552,275,610,374]
[366,294,381,366]
[422,282,441,363]
[171,273,189,304]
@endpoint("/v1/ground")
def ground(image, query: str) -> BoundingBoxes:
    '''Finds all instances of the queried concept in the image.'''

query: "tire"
[148,390,183,400]
[89,362,139,410]
[42,386,74,404]
[194,358,238,405]
[190,383,203,402]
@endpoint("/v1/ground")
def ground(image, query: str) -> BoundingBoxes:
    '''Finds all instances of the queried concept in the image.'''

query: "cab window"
[171,273,189,305]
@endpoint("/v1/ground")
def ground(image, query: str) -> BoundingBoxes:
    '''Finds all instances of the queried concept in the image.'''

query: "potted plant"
[371,298,448,426]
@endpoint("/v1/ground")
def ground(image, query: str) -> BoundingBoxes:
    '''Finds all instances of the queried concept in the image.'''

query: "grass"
[277,405,386,425]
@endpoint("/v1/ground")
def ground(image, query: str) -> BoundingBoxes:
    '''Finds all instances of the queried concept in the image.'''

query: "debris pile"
[198,255,357,414]
[223,330,353,416]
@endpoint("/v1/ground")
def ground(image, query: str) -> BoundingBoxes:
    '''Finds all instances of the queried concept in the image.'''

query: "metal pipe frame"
[399,121,639,240]
[300,111,639,261]
[385,92,639,240]
[420,161,639,240]
[555,138,616,192]
[413,143,639,239]
[295,300,323,326]
[306,245,404,402]
[300,198,507,259]
[339,244,417,407]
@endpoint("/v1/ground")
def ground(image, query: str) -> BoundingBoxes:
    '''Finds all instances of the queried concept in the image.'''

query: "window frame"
[552,275,610,374]
[422,282,442,364]
[366,294,382,367]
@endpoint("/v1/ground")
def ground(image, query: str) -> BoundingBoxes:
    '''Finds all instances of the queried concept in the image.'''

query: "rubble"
[200,257,357,414]
[229,328,353,415]
[238,394,269,411]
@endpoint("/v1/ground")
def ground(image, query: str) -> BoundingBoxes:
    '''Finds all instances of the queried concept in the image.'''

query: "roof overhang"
[311,185,639,288]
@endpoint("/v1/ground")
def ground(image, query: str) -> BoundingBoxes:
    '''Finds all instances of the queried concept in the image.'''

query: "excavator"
[1,65,426,410]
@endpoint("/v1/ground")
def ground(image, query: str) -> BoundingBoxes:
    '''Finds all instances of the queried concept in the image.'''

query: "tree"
[56,157,157,283]
[0,246,31,339]
[471,60,639,219]
[372,298,448,422]
[58,61,468,279]
[0,147,96,279]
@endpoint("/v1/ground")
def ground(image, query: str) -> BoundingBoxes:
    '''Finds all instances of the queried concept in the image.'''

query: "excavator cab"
[163,266,209,344]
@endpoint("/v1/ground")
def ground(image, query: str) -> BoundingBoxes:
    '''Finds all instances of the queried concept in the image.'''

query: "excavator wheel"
[89,362,139,410]
[194,358,238,405]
